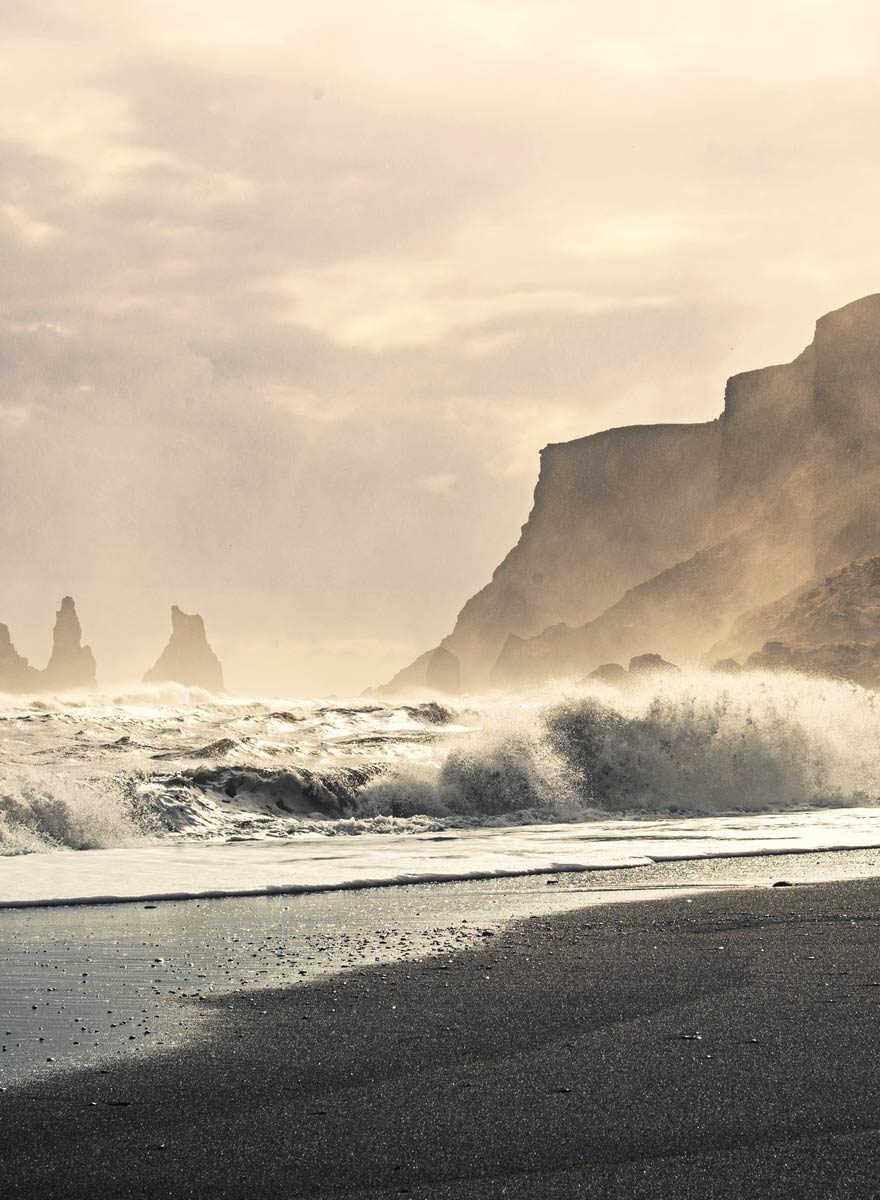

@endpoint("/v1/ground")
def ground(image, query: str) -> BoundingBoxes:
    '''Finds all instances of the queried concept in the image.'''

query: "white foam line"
[3,840,880,910]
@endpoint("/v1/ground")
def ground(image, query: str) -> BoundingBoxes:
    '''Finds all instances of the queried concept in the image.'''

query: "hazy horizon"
[3,1,880,694]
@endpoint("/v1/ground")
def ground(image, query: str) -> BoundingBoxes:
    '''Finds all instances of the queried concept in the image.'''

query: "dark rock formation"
[745,639,880,689]
[41,597,97,691]
[628,653,680,678]
[708,556,880,665]
[424,646,461,695]
[0,599,96,693]
[710,658,743,674]
[380,294,880,692]
[586,663,628,686]
[144,606,225,691]
[0,624,39,693]
[490,529,805,686]
[380,422,721,692]
[708,555,880,689]
[582,657,679,688]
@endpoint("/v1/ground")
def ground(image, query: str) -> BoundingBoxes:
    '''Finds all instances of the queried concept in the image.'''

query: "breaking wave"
[0,769,149,855]
[4,672,880,853]
[362,675,880,822]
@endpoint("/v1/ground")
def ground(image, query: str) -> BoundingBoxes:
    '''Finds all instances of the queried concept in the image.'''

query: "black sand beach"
[2,855,880,1198]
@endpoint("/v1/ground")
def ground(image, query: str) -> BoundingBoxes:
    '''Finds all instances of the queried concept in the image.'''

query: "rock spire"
[144,606,225,691]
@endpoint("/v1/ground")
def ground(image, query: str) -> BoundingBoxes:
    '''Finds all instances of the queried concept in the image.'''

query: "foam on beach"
[2,808,880,907]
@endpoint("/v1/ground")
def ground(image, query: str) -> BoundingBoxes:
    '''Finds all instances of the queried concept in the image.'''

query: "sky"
[2,0,880,695]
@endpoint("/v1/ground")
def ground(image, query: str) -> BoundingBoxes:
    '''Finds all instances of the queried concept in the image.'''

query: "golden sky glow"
[2,1,880,691]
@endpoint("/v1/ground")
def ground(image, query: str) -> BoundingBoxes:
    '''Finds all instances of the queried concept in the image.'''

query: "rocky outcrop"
[582,656,680,689]
[628,653,680,679]
[0,598,97,693]
[380,422,721,692]
[491,528,806,686]
[42,596,97,691]
[745,640,880,688]
[380,294,880,692]
[586,663,628,686]
[708,556,880,666]
[424,646,461,694]
[0,625,39,693]
[144,606,225,691]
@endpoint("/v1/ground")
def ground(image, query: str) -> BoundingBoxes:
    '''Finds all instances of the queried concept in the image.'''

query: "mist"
[3,1,880,693]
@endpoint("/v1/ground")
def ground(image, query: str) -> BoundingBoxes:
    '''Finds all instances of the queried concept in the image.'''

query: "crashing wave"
[359,674,880,820]
[4,673,880,853]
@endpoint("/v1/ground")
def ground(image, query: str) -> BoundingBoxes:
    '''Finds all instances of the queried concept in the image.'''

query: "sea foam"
[3,671,880,855]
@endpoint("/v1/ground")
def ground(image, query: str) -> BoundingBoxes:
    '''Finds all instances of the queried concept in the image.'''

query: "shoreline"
[5,806,880,909]
[2,836,880,910]
[2,846,880,1088]
[2,864,880,1197]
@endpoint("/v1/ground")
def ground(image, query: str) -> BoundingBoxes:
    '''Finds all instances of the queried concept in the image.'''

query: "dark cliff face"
[380,421,721,693]
[144,606,225,692]
[424,646,461,694]
[380,293,880,693]
[744,639,880,688]
[491,529,807,685]
[715,350,816,557]
[445,422,721,679]
[811,296,880,572]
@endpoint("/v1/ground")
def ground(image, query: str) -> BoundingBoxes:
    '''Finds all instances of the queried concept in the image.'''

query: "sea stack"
[41,597,98,691]
[144,606,225,691]
[0,624,39,693]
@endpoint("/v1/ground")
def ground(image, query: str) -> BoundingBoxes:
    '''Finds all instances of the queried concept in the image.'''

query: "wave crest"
[360,674,880,821]
[5,673,880,852]
[0,770,150,854]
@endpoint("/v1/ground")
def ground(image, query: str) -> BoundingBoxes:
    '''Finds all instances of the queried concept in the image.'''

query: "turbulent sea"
[4,672,880,904]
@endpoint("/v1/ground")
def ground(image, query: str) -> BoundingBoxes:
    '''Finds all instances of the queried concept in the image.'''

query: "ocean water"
[3,671,880,904]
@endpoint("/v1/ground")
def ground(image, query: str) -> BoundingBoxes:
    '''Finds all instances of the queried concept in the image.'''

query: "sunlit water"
[4,672,880,904]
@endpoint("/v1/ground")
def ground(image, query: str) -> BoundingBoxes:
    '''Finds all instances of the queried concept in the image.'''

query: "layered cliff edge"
[379,293,880,693]
[381,420,722,692]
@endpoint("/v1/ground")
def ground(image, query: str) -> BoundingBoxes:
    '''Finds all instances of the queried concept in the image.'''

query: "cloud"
[416,473,458,496]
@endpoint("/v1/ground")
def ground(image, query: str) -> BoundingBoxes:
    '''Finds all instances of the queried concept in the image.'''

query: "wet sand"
[2,849,880,1197]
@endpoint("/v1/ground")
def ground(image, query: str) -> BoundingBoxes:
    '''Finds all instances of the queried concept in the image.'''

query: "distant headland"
[0,600,224,694]
[378,293,880,695]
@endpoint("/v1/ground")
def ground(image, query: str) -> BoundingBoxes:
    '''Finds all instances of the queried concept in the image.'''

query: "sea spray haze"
[382,296,880,695]
[4,671,880,857]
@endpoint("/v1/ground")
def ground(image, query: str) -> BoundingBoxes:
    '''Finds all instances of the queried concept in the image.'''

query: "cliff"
[811,297,880,571]
[144,606,225,691]
[379,294,880,692]
[744,639,880,688]
[492,529,807,685]
[381,421,721,691]
[708,556,880,666]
